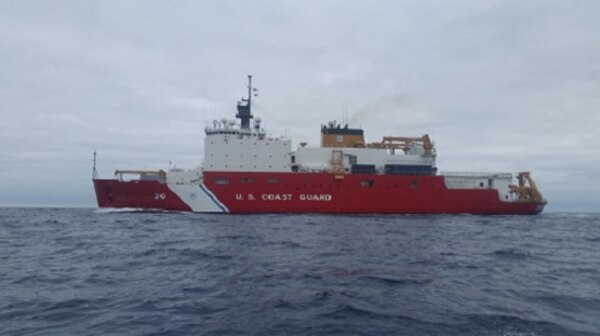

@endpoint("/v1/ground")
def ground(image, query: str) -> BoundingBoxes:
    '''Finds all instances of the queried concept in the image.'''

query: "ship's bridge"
[202,75,293,173]
[205,118,266,137]
[203,118,292,173]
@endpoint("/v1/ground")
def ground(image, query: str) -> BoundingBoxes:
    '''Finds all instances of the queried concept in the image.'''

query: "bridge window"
[267,178,282,184]
[241,178,255,184]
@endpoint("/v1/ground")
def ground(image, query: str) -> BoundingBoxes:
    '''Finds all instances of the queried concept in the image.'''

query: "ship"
[93,76,547,214]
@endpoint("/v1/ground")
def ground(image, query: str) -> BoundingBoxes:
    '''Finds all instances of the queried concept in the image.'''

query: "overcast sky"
[1,1,598,212]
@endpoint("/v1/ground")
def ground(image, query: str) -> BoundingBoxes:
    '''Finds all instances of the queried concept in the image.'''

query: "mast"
[236,75,254,129]
[248,74,252,111]
[92,151,98,179]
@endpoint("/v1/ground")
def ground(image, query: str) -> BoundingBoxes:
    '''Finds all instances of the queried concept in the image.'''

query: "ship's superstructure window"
[215,178,229,185]
[267,178,282,184]
[411,180,418,189]
[241,178,255,183]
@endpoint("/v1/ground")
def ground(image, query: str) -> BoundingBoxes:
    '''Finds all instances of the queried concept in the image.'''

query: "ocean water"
[0,208,598,336]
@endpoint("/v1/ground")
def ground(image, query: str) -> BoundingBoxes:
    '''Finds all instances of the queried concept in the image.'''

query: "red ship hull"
[93,179,192,212]
[94,172,546,215]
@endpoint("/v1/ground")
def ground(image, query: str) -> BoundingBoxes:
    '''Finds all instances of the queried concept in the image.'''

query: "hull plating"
[93,179,192,212]
[94,172,546,215]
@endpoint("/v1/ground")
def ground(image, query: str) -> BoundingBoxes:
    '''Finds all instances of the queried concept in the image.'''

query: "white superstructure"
[203,120,292,172]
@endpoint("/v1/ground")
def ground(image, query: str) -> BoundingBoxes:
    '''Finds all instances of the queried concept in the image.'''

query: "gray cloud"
[0,0,598,211]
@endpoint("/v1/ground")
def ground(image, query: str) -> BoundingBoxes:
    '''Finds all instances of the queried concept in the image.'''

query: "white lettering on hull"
[261,193,293,201]
[299,194,332,201]
[234,193,334,202]
[235,193,258,201]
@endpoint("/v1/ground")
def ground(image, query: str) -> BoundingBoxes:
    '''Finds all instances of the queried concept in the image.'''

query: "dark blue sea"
[1,208,599,335]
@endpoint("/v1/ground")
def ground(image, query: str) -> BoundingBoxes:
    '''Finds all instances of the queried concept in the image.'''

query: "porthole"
[361,180,375,187]
[215,178,229,185]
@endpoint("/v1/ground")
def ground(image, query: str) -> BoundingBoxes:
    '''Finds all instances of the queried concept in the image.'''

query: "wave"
[363,274,434,285]
[94,207,187,214]
[491,248,533,259]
